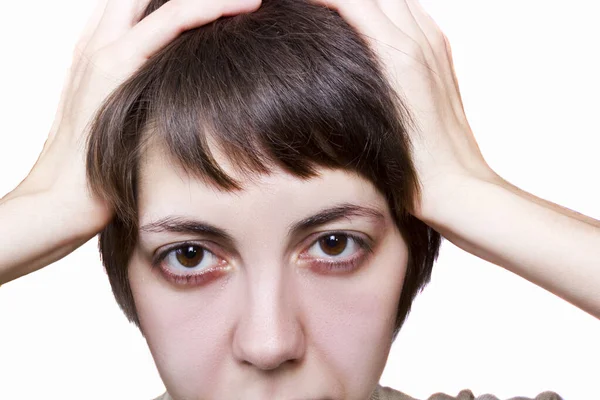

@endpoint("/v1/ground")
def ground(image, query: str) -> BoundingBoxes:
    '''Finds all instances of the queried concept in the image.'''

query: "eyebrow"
[288,203,385,233]
[139,203,385,243]
[140,216,237,246]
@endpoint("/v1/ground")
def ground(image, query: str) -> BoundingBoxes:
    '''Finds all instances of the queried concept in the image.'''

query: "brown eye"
[175,245,204,268]
[318,234,348,256]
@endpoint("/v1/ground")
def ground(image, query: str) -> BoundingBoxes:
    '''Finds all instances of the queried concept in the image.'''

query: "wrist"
[49,183,114,239]
[0,188,101,284]
[13,140,114,237]
[415,168,506,227]
[11,176,113,240]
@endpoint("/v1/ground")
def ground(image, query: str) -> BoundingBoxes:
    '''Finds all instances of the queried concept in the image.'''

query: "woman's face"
[129,143,409,400]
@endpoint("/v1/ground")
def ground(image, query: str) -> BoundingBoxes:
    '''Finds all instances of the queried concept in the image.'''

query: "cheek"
[300,239,407,384]
[128,252,234,395]
[126,235,407,398]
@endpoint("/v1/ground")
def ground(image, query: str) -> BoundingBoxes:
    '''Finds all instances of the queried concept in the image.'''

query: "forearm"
[420,174,600,319]
[498,177,600,229]
[0,187,100,285]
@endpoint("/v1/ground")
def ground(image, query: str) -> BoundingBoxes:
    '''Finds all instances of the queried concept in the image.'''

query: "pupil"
[176,246,204,268]
[320,234,347,256]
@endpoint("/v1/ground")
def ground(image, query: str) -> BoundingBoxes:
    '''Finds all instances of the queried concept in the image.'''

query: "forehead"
[137,142,390,225]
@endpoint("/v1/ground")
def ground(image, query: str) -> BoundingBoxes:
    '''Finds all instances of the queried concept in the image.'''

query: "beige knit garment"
[153,384,563,400]
[371,384,563,400]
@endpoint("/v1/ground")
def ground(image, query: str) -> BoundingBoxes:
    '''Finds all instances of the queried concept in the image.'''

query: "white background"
[1,1,599,399]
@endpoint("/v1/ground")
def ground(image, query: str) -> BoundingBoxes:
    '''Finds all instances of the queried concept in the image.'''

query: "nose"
[232,265,305,371]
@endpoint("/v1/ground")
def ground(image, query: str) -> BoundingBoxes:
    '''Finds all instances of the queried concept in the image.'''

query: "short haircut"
[86,0,442,341]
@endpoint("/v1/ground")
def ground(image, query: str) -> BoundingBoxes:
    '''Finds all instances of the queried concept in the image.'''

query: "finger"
[42,0,108,150]
[403,0,446,52]
[68,0,154,122]
[115,0,262,60]
[47,0,110,145]
[69,0,142,103]
[132,0,155,22]
[48,0,150,149]
[405,0,465,113]
[376,0,428,47]
[86,0,148,54]
[74,0,110,60]
[308,0,410,48]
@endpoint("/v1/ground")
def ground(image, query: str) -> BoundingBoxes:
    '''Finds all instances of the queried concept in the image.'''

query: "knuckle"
[402,40,433,69]
[163,0,186,21]
[73,39,92,58]
[89,48,112,71]
[88,45,132,84]
[405,38,426,60]
[158,0,194,34]
[75,38,103,65]
[428,28,450,55]
[441,33,452,53]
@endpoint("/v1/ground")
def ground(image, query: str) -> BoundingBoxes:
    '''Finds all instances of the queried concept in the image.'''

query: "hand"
[308,0,600,320]
[0,0,261,283]
[308,0,500,220]
[14,0,262,232]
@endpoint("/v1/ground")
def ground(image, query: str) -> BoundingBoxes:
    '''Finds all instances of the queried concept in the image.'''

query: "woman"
[0,0,596,399]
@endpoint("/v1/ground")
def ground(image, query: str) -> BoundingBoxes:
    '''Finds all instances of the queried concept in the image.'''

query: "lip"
[291,398,333,400]
[288,397,330,400]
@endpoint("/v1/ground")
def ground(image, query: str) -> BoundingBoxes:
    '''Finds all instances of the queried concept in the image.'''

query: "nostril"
[232,309,305,370]
[236,334,304,371]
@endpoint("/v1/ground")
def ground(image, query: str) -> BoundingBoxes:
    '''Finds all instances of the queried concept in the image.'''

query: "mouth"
[288,397,332,400]
[291,398,333,400]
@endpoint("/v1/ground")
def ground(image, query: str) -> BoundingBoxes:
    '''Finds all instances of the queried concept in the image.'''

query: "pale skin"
[0,0,599,398]
[132,142,407,398]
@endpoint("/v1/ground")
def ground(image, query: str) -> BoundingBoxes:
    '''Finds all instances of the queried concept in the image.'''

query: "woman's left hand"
[309,0,499,219]
[310,0,600,319]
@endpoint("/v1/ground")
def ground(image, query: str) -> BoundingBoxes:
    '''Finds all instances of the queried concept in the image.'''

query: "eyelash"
[151,232,374,285]
[151,242,228,286]
[300,232,374,273]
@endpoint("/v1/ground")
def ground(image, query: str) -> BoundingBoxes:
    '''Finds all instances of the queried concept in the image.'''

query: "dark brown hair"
[86,0,441,341]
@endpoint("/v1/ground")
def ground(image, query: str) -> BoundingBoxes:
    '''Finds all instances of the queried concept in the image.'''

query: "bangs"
[85,0,441,331]
[87,0,417,227]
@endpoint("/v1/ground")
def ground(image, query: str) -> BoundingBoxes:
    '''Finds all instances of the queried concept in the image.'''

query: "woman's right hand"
[0,0,261,283]
[17,0,262,225]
